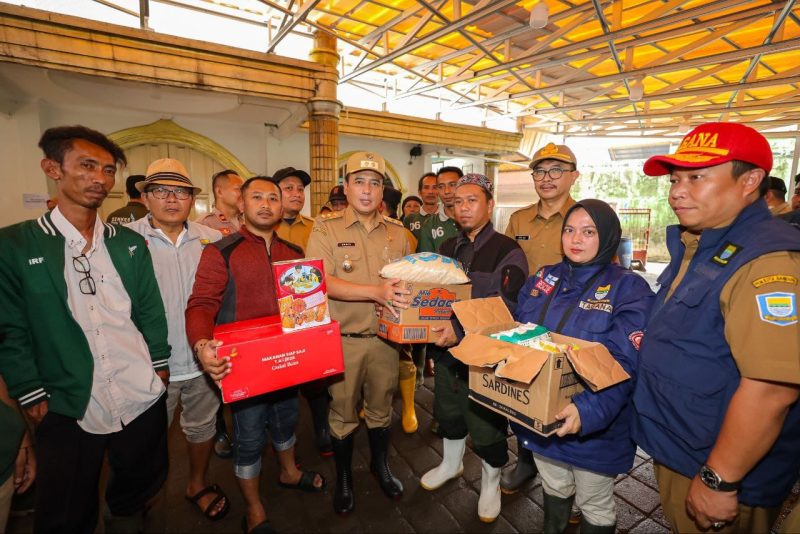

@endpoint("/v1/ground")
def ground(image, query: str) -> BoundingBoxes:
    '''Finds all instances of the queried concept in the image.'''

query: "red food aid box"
[215,315,344,404]
[272,258,331,333]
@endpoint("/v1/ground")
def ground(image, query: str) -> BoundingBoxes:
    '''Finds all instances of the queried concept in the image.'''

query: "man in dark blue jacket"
[420,173,528,523]
[632,122,800,533]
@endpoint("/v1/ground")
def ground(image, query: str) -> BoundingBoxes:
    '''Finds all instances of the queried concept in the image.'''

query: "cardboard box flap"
[451,297,517,335]
[494,350,551,384]
[449,335,550,383]
[552,333,630,391]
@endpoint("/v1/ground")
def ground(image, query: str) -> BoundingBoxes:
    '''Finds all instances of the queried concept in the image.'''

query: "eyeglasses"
[72,254,96,295]
[147,186,192,200]
[532,167,573,181]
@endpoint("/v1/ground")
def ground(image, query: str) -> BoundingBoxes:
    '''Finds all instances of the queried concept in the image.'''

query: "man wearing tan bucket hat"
[126,159,230,522]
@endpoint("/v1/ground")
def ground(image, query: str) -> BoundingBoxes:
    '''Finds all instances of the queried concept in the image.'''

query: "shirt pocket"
[97,270,133,315]
[331,246,363,281]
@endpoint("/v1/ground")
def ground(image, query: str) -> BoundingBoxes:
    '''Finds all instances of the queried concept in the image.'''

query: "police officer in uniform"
[196,170,243,237]
[632,122,800,533]
[501,143,579,494]
[306,151,412,515]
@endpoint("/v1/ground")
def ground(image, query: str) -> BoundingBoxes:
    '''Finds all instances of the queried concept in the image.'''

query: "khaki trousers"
[328,336,399,438]
[654,463,778,533]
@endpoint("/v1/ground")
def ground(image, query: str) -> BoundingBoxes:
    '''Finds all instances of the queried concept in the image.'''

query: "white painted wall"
[0,102,442,227]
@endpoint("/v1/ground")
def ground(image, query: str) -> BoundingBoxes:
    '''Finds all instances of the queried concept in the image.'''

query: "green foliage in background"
[568,139,795,262]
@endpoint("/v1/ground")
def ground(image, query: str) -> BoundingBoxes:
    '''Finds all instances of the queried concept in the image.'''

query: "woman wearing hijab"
[512,199,654,533]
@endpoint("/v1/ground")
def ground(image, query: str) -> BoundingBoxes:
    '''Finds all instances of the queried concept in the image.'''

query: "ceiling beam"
[339,0,519,82]
[549,70,798,118]
[722,0,798,113]
[392,2,776,101]
[450,37,800,109]
[265,0,320,54]
[556,98,800,125]
[472,0,764,80]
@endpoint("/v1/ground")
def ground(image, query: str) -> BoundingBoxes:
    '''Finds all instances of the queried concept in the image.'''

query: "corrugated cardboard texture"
[449,296,630,436]
[451,297,518,335]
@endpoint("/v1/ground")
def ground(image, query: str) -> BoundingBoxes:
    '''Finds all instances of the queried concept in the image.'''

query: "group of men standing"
[0,121,798,534]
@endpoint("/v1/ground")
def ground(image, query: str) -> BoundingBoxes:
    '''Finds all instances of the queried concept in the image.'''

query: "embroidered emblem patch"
[711,242,742,266]
[529,288,540,297]
[752,275,798,288]
[533,273,559,295]
[756,292,797,326]
[628,331,644,351]
[128,245,137,257]
[594,284,611,300]
[515,235,530,241]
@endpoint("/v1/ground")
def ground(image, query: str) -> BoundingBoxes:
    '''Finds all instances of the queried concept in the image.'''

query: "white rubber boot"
[420,438,466,491]
[478,460,502,523]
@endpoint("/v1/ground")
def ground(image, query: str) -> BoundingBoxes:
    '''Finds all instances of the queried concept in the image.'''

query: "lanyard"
[536,267,606,334]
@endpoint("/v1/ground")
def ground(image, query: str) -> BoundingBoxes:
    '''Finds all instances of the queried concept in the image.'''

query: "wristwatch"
[699,464,740,492]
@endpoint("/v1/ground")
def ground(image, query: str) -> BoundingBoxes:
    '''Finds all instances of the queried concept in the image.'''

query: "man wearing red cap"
[632,122,800,533]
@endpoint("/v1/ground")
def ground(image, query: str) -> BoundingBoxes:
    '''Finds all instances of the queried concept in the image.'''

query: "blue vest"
[632,199,800,507]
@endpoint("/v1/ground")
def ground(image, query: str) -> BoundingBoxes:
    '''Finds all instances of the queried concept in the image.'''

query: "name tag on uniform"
[337,242,356,247]
[515,235,530,241]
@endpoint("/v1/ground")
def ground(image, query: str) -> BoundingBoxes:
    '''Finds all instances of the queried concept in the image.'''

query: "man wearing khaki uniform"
[306,152,411,516]
[501,143,579,494]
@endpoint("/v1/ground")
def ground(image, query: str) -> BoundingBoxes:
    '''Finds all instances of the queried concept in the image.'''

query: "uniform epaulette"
[383,215,404,226]
[318,211,344,222]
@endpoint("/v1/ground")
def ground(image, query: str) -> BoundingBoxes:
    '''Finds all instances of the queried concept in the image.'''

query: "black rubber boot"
[307,393,333,457]
[331,434,355,515]
[367,427,404,500]
[579,515,616,534]
[500,442,538,494]
[543,492,575,534]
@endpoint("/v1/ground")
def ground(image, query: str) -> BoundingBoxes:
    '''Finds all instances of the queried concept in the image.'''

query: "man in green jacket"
[0,126,171,533]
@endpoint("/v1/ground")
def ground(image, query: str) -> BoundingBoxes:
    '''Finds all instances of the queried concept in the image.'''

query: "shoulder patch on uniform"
[756,292,797,326]
[752,274,798,288]
[628,330,644,350]
[711,241,742,266]
[320,211,343,221]
[383,215,404,226]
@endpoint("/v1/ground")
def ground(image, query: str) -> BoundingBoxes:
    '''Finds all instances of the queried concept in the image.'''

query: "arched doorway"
[106,119,250,219]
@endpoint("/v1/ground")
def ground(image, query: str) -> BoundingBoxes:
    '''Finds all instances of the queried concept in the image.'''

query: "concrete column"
[484,153,500,183]
[308,30,341,215]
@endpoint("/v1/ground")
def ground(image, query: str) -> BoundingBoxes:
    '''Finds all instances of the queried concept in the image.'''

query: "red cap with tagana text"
[643,122,772,176]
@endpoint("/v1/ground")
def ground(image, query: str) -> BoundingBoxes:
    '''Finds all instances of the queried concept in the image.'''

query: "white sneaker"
[478,460,502,523]
[420,438,466,491]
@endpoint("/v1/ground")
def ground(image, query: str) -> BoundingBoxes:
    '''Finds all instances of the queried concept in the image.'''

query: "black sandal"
[185,483,230,521]
[277,470,325,493]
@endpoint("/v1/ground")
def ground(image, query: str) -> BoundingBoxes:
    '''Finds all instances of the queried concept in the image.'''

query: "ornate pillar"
[484,153,501,184]
[308,30,341,214]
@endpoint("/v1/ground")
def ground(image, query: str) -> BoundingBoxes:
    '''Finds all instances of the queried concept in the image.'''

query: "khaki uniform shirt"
[306,206,411,335]
[276,214,314,252]
[668,231,800,383]
[504,197,576,275]
[195,207,241,236]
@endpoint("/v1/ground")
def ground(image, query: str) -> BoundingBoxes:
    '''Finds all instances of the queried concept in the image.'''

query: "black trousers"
[33,394,168,534]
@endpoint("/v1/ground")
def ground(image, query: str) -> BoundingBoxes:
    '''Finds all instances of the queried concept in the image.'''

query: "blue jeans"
[231,388,299,479]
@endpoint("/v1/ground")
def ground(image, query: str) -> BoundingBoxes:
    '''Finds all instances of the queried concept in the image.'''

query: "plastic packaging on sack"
[379,252,470,284]
[490,323,553,349]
